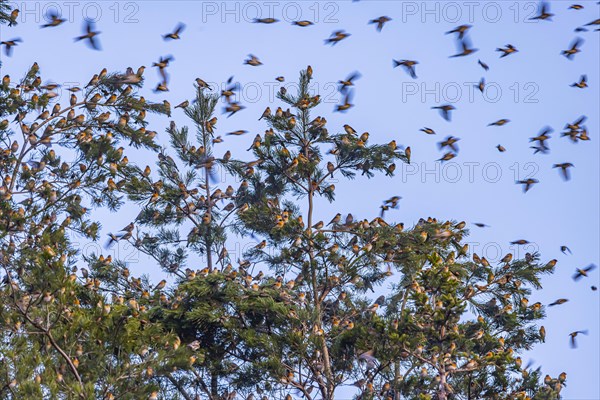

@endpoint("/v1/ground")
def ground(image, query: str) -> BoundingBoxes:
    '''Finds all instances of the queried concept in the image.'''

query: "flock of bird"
[2,0,598,352]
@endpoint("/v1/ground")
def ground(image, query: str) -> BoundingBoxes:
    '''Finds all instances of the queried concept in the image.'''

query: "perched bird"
[325,30,351,45]
[432,104,455,121]
[517,178,539,193]
[560,245,571,254]
[175,100,189,109]
[369,16,391,32]
[0,38,21,56]
[496,44,518,58]
[163,22,185,40]
[75,20,101,50]
[393,59,418,78]
[8,8,18,26]
[530,1,554,20]
[562,38,583,59]
[573,264,596,281]
[553,163,574,180]
[571,75,587,88]
[478,59,490,71]
[244,54,263,66]
[569,330,588,348]
[41,11,65,28]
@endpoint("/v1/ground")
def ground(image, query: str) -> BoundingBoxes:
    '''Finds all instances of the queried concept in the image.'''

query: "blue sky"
[1,1,599,398]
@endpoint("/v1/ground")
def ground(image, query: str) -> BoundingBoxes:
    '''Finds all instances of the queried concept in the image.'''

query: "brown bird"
[573,264,596,281]
[438,136,460,152]
[553,163,574,180]
[254,17,278,24]
[496,44,518,58]
[244,54,263,66]
[548,298,568,307]
[569,330,588,348]
[369,16,392,32]
[325,30,351,45]
[432,104,455,121]
[74,20,101,50]
[446,24,472,39]
[496,144,506,152]
[163,22,185,40]
[393,59,418,78]
[570,75,587,88]
[292,20,314,27]
[562,37,583,59]
[41,11,65,28]
[516,178,539,193]
[338,71,361,93]
[0,38,21,56]
[450,38,478,57]
[530,1,554,20]
[510,239,530,245]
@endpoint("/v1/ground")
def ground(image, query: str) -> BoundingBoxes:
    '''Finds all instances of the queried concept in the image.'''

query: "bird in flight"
[75,20,101,50]
[573,264,596,281]
[41,11,65,28]
[393,59,418,78]
[496,44,518,58]
[325,30,351,45]
[369,16,392,32]
[0,38,21,56]
[432,104,455,121]
[517,178,539,193]
[553,163,574,181]
[163,22,185,40]
[570,75,587,88]
[530,1,554,20]
[445,24,472,39]
[562,38,583,59]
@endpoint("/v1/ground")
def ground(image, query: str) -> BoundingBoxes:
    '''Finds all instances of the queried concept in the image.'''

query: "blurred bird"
[75,20,101,50]
[432,104,455,121]
[254,17,278,24]
[517,178,538,193]
[488,119,510,126]
[0,38,21,56]
[438,152,456,162]
[496,144,506,152]
[562,38,583,59]
[553,163,574,180]
[163,22,185,40]
[358,350,378,369]
[41,11,65,28]
[420,127,435,135]
[292,20,314,27]
[338,71,361,93]
[335,90,354,112]
[325,30,351,45]
[569,330,587,348]
[369,16,391,31]
[438,136,460,152]
[511,239,530,245]
[244,54,263,66]
[573,264,596,281]
[476,77,485,92]
[548,298,568,307]
[560,245,571,254]
[446,24,472,39]
[569,4,584,10]
[478,59,489,71]
[570,75,587,88]
[473,223,489,228]
[450,37,478,57]
[393,59,418,78]
[153,55,174,83]
[530,1,554,20]
[496,44,518,58]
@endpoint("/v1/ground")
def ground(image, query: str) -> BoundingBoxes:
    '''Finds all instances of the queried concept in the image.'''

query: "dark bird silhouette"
[325,30,351,45]
[338,71,361,93]
[75,20,101,50]
[560,245,571,254]
[478,59,489,71]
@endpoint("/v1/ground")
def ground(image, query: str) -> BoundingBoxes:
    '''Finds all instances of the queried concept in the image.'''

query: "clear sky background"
[1,1,599,398]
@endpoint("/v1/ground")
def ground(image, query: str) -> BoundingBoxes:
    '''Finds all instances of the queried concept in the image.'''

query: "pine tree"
[0,63,178,398]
